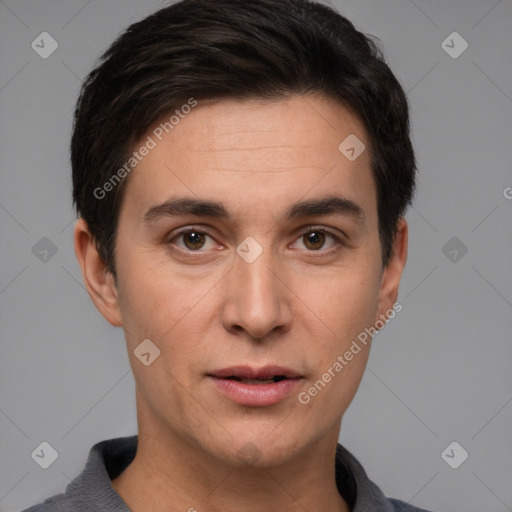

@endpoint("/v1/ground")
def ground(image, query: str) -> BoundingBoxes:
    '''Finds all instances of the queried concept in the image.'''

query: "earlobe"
[73,218,123,327]
[376,218,408,323]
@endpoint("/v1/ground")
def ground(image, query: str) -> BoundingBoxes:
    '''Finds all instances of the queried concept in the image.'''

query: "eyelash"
[167,226,344,255]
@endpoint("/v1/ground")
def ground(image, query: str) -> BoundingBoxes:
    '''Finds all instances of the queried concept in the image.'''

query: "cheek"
[327,356,369,413]
[115,260,183,346]
[115,253,223,364]
[296,265,381,406]
[306,271,381,340]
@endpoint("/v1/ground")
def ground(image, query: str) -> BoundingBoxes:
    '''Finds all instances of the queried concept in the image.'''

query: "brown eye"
[303,230,326,250]
[182,231,206,250]
[168,227,220,253]
[294,228,341,253]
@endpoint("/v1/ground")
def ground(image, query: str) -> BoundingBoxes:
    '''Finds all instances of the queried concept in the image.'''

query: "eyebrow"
[143,198,229,223]
[284,196,365,224]
[142,196,365,225]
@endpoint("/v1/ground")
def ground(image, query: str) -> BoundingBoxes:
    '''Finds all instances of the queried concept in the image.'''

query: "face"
[78,95,407,468]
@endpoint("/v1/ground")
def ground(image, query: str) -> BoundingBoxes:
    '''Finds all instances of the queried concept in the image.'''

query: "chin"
[204,428,304,469]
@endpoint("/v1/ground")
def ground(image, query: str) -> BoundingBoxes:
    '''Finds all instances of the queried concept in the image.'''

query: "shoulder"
[19,436,137,512]
[388,498,435,512]
[335,444,435,512]
[20,492,86,512]
[19,488,106,512]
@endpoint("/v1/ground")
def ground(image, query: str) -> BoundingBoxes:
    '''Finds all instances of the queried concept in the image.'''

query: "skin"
[74,94,408,512]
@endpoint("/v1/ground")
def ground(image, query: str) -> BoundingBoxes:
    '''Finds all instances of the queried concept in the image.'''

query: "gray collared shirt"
[21,436,433,512]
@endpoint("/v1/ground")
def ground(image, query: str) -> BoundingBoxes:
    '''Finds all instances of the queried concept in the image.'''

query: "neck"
[112,400,349,512]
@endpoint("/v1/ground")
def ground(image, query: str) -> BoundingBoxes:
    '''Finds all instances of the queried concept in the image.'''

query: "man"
[23,0,433,510]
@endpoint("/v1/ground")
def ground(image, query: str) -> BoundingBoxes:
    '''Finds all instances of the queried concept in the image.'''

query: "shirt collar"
[64,435,397,512]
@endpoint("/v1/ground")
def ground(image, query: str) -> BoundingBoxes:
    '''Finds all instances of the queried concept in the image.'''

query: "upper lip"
[208,365,302,379]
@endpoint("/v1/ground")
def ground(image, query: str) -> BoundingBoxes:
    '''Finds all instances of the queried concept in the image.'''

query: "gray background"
[1,0,511,511]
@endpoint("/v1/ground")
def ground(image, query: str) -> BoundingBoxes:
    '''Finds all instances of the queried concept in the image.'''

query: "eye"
[293,228,341,252]
[170,229,219,251]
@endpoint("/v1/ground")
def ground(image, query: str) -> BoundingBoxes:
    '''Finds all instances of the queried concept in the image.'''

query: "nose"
[221,244,293,341]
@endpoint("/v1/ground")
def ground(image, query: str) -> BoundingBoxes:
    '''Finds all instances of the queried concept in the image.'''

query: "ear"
[375,217,408,322]
[74,218,122,327]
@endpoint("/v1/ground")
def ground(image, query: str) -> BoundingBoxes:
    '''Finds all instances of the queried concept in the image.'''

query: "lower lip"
[208,376,302,406]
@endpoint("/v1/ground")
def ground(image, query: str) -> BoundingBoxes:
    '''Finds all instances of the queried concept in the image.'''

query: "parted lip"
[207,365,302,380]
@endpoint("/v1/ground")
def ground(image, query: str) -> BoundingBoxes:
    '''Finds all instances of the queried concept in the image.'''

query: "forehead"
[120,95,376,226]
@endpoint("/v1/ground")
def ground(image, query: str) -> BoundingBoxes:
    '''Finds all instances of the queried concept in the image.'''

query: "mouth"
[207,366,303,406]
[208,365,301,382]
[221,375,289,384]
